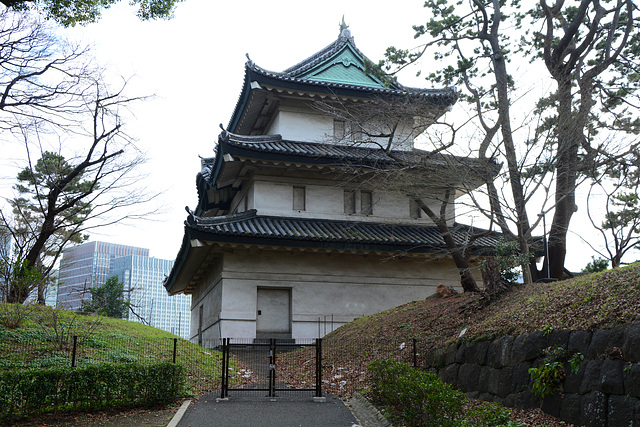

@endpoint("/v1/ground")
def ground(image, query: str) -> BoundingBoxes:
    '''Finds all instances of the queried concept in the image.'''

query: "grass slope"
[0,305,222,395]
[324,263,640,352]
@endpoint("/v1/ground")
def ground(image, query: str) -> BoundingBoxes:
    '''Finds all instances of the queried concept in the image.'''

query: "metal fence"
[2,332,433,398]
[0,332,223,395]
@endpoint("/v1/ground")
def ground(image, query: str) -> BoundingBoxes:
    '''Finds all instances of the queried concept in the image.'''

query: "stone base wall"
[424,322,640,427]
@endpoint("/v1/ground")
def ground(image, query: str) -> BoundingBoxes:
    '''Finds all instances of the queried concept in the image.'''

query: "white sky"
[1,0,624,271]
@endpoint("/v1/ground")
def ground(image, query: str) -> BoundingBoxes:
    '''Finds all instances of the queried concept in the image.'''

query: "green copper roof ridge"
[297,42,387,88]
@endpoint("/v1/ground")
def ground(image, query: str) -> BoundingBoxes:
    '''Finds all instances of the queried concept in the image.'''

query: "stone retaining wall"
[424,322,640,427]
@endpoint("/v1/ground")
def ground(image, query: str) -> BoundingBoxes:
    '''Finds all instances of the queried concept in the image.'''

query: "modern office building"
[57,242,149,310]
[57,241,190,338]
[111,255,190,339]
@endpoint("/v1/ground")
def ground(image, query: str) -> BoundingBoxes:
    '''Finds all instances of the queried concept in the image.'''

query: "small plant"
[0,303,33,330]
[541,324,554,335]
[529,361,565,399]
[568,353,583,373]
[529,346,583,400]
[582,256,608,273]
[493,238,534,282]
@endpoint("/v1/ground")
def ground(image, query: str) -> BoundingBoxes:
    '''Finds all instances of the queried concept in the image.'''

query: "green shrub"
[368,360,516,427]
[0,361,185,421]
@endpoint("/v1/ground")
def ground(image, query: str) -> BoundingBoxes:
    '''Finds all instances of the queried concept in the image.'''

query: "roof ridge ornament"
[339,16,351,39]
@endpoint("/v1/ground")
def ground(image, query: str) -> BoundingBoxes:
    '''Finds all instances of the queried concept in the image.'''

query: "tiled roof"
[185,209,501,254]
[218,132,492,170]
[247,62,455,103]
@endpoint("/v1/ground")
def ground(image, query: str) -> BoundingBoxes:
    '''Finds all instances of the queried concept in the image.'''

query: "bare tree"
[0,10,157,304]
[586,151,640,268]
[375,0,640,281]
[312,95,498,292]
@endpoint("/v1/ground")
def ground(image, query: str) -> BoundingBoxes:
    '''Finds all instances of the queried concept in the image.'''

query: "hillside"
[0,305,222,394]
[324,263,640,349]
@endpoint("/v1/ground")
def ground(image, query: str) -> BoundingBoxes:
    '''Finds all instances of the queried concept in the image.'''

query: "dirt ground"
[7,403,182,427]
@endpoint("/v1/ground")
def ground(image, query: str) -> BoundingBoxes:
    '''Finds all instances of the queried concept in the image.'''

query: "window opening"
[344,190,356,214]
[293,186,306,211]
[361,191,373,215]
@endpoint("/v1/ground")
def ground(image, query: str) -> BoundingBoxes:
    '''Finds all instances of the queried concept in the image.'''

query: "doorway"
[256,288,291,339]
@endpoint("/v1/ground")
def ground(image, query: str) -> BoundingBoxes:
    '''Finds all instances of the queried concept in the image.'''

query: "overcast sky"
[1,0,620,271]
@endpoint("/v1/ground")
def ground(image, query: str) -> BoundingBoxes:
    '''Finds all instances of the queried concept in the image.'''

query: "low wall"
[424,322,640,427]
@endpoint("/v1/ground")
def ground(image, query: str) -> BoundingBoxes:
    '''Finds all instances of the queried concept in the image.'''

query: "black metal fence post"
[71,335,78,367]
[220,338,228,399]
[172,338,178,363]
[412,338,417,368]
[315,338,323,397]
[268,338,276,397]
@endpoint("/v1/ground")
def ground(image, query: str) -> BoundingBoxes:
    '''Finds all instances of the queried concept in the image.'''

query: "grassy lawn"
[0,304,223,395]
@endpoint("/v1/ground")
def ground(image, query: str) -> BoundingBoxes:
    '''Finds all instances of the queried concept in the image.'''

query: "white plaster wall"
[267,108,331,142]
[266,101,416,150]
[201,249,466,340]
[251,177,454,225]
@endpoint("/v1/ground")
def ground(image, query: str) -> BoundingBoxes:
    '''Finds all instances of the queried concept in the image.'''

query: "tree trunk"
[548,78,579,279]
[413,196,480,293]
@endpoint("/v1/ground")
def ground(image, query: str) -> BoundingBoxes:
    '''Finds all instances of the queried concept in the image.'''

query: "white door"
[256,288,291,337]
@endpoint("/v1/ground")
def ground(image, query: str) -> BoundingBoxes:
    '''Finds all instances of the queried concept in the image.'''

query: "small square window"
[293,186,306,211]
[361,191,373,215]
[333,119,345,141]
[344,190,356,214]
[410,199,421,219]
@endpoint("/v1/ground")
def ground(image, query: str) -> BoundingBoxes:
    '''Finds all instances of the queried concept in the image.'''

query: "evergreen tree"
[82,275,128,318]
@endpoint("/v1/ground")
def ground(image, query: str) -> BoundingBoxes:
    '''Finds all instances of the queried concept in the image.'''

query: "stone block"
[523,330,547,361]
[445,342,458,365]
[455,342,468,364]
[425,348,446,369]
[541,393,562,418]
[600,358,625,395]
[458,363,480,392]
[439,363,459,387]
[581,391,607,427]
[587,329,611,359]
[512,362,532,393]
[513,389,539,410]
[478,392,495,402]
[503,393,516,408]
[487,336,513,368]
[568,330,592,354]
[580,359,603,394]
[625,362,640,398]
[563,362,586,394]
[477,366,493,393]
[623,322,640,362]
[560,393,582,425]
[468,340,489,365]
[547,329,571,349]
[488,366,513,398]
[609,324,626,348]
[608,395,637,427]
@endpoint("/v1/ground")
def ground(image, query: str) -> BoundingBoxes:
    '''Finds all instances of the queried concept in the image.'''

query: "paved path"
[176,394,359,427]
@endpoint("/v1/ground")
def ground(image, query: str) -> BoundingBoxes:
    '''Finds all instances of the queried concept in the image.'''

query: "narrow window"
[344,190,356,214]
[350,123,363,142]
[293,186,306,211]
[410,199,422,219]
[361,190,373,215]
[333,119,345,141]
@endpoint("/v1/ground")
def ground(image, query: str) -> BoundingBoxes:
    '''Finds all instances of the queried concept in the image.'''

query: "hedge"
[367,360,517,427]
[0,361,185,420]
